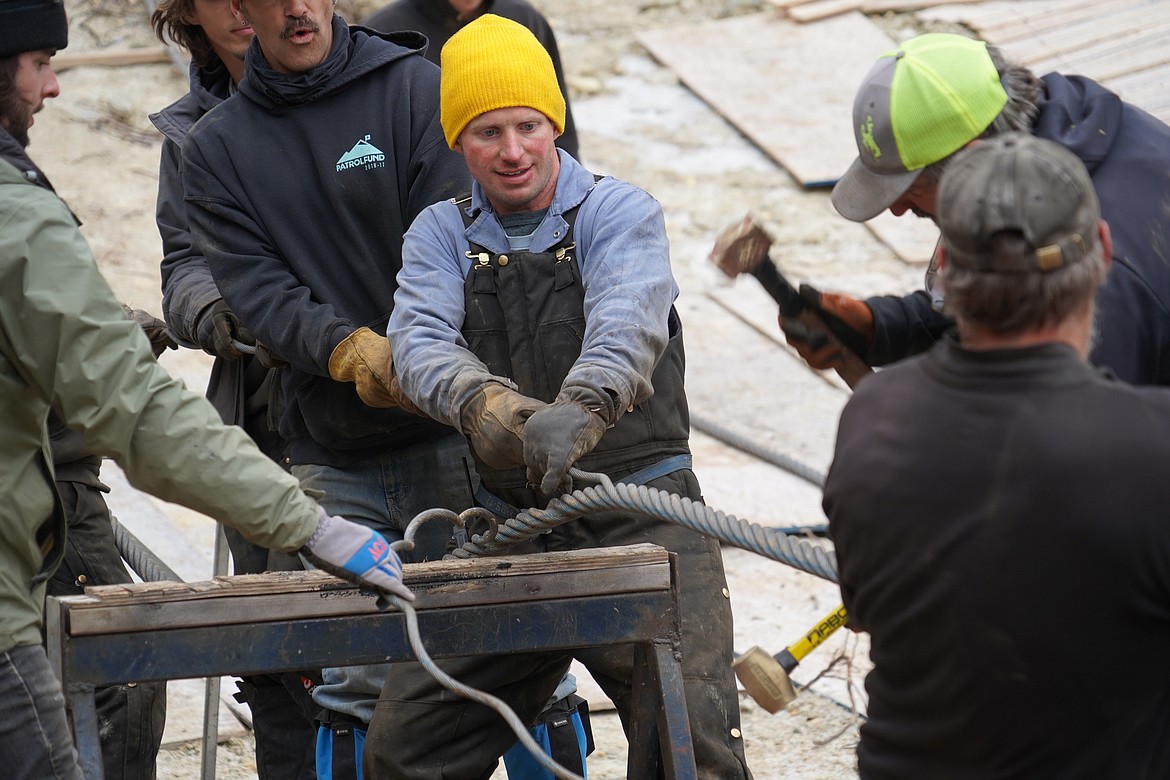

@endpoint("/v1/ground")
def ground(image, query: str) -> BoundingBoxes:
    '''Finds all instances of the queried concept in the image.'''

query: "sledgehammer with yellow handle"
[733,603,848,713]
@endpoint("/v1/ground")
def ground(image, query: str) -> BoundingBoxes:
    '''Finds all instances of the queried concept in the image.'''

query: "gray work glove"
[301,508,414,603]
[122,304,178,359]
[459,382,547,469]
[203,299,255,360]
[522,384,614,496]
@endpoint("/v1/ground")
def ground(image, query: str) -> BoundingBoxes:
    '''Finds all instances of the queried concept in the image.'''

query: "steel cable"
[443,468,838,583]
[690,411,826,489]
[110,516,183,583]
[373,592,585,780]
[348,465,845,778]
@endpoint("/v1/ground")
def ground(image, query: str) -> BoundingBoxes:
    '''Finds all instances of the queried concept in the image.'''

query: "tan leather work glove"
[459,382,547,470]
[328,326,422,414]
[779,284,874,370]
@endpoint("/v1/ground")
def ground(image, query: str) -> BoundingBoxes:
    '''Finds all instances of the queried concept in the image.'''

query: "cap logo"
[860,115,882,160]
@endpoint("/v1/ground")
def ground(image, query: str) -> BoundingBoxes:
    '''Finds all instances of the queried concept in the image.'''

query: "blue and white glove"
[301,509,414,602]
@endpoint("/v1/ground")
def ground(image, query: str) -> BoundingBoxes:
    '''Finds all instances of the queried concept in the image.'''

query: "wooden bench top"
[56,544,673,636]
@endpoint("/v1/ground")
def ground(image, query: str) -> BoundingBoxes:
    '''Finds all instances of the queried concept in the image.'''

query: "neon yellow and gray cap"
[831,33,1009,222]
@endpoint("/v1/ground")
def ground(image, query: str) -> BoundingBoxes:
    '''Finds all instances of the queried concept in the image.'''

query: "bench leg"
[626,641,697,780]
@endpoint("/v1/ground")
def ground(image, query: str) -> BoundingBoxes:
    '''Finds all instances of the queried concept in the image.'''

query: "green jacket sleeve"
[0,176,317,552]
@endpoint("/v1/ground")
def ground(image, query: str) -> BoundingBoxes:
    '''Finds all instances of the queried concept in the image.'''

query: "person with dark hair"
[2,3,179,778]
[780,33,1170,388]
[373,15,752,779]
[362,0,579,160]
[0,4,413,778]
[148,2,323,777]
[178,0,475,773]
[824,131,1170,778]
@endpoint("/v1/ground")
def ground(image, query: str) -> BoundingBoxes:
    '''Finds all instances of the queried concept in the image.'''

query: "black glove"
[254,342,288,369]
[122,304,178,359]
[522,384,614,496]
[204,299,255,360]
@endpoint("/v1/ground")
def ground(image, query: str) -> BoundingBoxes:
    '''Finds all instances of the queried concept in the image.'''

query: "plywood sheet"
[788,0,865,23]
[861,0,985,11]
[769,0,985,14]
[1109,63,1170,119]
[864,210,940,266]
[920,0,1170,126]
[638,11,895,189]
[639,11,938,262]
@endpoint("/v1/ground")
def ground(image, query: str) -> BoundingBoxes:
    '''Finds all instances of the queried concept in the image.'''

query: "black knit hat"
[0,0,69,58]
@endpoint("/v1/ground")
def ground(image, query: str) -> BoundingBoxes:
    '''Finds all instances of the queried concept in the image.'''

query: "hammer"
[733,603,848,713]
[708,215,872,389]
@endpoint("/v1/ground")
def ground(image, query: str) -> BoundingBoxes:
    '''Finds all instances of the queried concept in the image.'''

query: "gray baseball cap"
[938,133,1100,274]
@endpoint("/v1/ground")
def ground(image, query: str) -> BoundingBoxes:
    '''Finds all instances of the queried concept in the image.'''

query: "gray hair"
[919,45,1044,186]
[940,232,1107,333]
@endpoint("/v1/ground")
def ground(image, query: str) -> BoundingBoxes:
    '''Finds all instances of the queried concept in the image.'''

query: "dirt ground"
[32,0,951,777]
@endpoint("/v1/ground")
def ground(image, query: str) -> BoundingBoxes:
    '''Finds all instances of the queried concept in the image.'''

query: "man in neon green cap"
[779,32,1170,390]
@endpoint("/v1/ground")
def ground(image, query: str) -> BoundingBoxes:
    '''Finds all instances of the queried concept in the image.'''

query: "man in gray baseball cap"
[822,133,1170,777]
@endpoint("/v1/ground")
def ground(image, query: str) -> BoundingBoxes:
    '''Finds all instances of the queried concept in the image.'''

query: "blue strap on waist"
[474,453,692,520]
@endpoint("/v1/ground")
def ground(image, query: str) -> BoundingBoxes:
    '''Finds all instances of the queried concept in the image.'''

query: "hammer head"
[709,214,774,278]
[733,646,798,714]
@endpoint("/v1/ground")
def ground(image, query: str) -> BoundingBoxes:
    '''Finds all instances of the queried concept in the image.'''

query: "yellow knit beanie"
[439,14,566,149]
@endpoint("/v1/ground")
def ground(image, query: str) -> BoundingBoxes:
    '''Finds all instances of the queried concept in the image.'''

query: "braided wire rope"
[442,468,838,584]
[111,516,183,583]
[333,461,844,778]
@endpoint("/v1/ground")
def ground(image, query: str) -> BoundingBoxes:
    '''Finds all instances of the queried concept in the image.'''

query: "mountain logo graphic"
[336,135,386,171]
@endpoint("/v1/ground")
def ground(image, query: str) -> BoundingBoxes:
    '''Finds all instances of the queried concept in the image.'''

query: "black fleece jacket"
[866,73,1170,387]
[826,339,1170,778]
[182,17,471,466]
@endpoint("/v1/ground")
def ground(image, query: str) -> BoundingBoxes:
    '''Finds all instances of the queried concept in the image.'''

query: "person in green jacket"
[0,3,412,777]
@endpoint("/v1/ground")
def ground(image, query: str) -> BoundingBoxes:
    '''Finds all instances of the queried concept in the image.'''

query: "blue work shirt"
[388,150,679,423]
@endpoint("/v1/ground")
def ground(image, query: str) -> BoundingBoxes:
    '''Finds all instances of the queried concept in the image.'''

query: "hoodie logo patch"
[336,135,385,172]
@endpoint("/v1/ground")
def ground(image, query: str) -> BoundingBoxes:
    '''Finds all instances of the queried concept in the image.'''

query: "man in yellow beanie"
[373,14,753,780]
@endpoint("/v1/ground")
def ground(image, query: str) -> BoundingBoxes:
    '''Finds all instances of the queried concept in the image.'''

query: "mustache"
[280,16,321,39]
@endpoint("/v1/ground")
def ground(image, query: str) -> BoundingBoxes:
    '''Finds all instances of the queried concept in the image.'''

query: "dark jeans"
[48,478,166,780]
[364,468,752,780]
[0,644,84,780]
[293,432,477,726]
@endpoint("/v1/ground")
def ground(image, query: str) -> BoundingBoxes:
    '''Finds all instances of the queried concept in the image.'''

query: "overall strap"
[474,453,693,520]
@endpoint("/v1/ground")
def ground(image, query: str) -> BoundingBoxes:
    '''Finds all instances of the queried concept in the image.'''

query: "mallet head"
[709,214,773,278]
[733,645,797,714]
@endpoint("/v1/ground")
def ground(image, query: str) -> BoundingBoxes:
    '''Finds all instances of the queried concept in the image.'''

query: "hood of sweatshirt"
[239,16,427,111]
[149,56,234,144]
[1034,73,1123,176]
